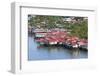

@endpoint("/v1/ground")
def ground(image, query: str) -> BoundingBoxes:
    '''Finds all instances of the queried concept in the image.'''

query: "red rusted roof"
[35,30,87,44]
[36,38,45,42]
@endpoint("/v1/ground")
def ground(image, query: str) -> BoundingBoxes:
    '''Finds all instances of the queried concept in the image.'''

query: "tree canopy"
[28,15,88,39]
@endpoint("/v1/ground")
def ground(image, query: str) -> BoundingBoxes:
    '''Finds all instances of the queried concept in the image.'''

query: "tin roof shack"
[33,28,47,33]
[78,39,88,51]
[35,32,47,38]
[33,28,48,38]
[44,30,67,45]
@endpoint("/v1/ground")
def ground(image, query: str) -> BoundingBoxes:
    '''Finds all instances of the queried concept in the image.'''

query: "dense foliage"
[28,15,88,39]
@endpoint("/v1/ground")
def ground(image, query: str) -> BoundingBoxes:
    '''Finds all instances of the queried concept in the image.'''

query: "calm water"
[28,35,88,61]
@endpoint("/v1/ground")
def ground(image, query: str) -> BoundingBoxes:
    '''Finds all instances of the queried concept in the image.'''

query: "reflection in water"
[69,49,80,59]
[28,35,88,60]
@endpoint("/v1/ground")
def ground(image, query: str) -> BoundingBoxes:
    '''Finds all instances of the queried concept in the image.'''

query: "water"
[28,35,88,61]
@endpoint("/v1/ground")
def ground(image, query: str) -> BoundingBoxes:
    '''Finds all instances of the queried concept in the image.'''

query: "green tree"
[70,20,88,39]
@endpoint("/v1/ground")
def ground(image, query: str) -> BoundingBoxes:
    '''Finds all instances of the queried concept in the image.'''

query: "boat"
[63,42,72,49]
